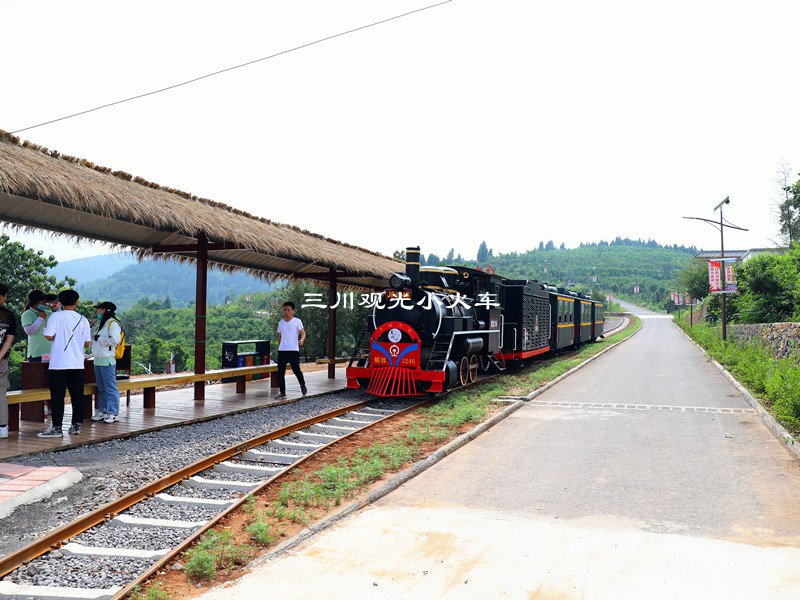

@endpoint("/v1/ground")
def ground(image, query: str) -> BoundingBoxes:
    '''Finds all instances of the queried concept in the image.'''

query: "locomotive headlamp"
[390,273,412,291]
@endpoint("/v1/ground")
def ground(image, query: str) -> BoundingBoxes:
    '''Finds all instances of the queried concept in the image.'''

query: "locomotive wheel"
[458,356,469,387]
[468,355,478,383]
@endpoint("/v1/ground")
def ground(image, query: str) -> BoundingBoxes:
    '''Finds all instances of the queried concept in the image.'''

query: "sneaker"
[275,393,287,400]
[301,385,307,396]
[67,424,80,435]
[0,425,8,439]
[103,414,119,424]
[37,426,63,438]
[91,411,107,421]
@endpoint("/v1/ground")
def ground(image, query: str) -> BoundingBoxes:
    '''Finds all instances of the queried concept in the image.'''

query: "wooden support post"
[143,387,156,409]
[236,376,246,394]
[195,233,208,401]
[8,405,19,431]
[83,396,93,420]
[328,267,337,379]
[20,401,44,422]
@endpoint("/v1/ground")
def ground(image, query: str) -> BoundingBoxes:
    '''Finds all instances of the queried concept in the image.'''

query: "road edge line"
[675,324,800,461]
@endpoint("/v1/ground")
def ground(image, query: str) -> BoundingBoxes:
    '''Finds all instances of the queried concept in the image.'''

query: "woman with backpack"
[91,301,122,424]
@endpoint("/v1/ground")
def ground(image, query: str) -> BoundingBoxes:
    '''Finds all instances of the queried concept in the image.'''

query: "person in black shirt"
[0,283,18,439]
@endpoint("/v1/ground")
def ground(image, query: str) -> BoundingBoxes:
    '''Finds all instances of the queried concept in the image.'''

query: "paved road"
[200,303,800,599]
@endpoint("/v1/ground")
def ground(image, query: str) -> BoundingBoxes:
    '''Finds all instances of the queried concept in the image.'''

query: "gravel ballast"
[74,525,192,551]
[166,485,241,501]
[10,554,153,589]
[198,469,271,483]
[125,499,217,522]
[0,390,368,558]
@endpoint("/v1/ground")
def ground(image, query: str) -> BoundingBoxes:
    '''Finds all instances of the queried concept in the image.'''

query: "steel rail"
[0,400,375,579]
[113,400,426,599]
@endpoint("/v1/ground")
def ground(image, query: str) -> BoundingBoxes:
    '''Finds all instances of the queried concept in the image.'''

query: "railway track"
[0,399,422,600]
[0,318,631,599]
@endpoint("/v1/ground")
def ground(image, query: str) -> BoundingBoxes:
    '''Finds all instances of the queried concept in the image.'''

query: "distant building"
[694,247,788,263]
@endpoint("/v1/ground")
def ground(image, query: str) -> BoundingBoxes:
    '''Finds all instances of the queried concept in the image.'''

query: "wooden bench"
[5,364,278,431]
[315,358,348,365]
[117,364,279,407]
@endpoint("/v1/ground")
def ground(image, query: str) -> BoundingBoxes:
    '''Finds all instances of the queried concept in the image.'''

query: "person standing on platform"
[0,284,18,440]
[38,290,91,438]
[90,301,121,424]
[274,301,306,400]
[21,290,52,362]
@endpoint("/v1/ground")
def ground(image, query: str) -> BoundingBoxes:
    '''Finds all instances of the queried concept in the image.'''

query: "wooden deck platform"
[0,368,348,461]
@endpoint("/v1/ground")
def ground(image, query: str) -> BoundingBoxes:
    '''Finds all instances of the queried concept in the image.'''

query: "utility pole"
[683,197,748,342]
[716,197,728,341]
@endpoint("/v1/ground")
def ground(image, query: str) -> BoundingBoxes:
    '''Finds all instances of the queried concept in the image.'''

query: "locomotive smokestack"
[406,246,420,287]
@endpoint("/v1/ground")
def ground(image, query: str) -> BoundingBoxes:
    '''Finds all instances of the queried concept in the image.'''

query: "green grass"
[130,583,170,600]
[183,529,253,581]
[675,315,800,436]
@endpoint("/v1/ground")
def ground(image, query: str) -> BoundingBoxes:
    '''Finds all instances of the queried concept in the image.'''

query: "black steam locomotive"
[346,246,604,397]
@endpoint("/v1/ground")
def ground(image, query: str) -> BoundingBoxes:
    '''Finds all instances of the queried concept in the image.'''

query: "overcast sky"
[1,0,798,262]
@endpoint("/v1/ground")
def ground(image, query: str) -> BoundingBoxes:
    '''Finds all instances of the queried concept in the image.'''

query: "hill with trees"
[50,253,138,285]
[421,237,697,308]
[77,259,278,310]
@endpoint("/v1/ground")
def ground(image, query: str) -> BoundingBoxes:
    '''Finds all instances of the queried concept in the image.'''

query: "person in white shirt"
[275,301,306,400]
[38,290,91,438]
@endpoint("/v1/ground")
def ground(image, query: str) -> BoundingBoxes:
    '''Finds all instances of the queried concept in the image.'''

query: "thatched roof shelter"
[0,130,401,288]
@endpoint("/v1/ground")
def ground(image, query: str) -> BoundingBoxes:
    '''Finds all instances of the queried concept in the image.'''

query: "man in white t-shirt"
[38,289,91,438]
[275,301,306,400]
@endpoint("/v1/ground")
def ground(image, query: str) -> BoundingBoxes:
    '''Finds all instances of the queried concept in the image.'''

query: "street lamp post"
[683,197,748,342]
[714,197,729,341]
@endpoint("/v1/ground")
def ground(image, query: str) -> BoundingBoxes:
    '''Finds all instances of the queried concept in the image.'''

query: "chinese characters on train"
[301,292,500,310]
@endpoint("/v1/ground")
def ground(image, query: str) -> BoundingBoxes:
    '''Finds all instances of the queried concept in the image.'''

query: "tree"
[170,344,188,371]
[392,249,406,261]
[676,260,710,303]
[146,337,166,372]
[538,241,544,251]
[736,249,799,323]
[0,235,76,315]
[427,253,440,265]
[545,240,555,250]
[559,242,566,251]
[0,235,78,388]
[776,167,800,244]
[477,241,489,262]
[446,248,455,262]
[163,295,173,309]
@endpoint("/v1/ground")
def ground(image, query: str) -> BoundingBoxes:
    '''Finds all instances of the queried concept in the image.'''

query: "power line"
[10,0,452,135]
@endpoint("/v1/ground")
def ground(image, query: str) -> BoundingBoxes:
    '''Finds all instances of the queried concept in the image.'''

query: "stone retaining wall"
[730,322,800,359]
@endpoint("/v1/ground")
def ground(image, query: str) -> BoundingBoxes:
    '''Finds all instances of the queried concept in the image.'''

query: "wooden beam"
[293,272,351,280]
[151,242,244,253]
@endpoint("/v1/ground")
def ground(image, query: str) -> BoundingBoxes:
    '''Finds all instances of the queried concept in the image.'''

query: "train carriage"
[578,295,593,344]
[551,290,577,350]
[347,246,607,398]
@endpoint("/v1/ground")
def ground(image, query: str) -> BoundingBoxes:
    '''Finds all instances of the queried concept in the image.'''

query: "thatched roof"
[0,130,401,288]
